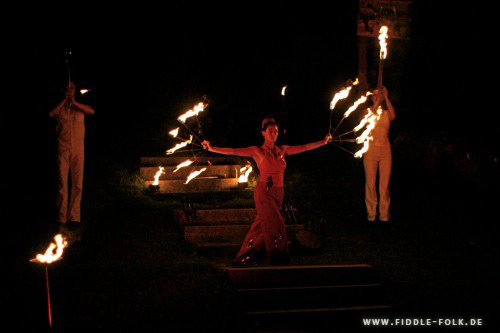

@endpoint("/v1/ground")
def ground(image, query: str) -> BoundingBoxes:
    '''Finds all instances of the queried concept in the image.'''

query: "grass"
[11,143,499,331]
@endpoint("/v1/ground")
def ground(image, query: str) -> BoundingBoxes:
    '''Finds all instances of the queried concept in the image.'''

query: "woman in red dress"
[202,118,332,265]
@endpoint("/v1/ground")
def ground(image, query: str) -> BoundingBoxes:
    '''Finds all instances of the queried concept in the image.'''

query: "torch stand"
[45,265,53,329]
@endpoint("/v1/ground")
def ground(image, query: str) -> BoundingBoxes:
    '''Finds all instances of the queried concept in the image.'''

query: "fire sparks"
[173,159,194,172]
[379,26,389,60]
[30,234,67,264]
[169,128,180,138]
[184,168,207,184]
[166,135,193,155]
[330,79,359,111]
[177,102,206,124]
[152,166,165,185]
[281,86,287,96]
[343,92,373,118]
[238,163,253,183]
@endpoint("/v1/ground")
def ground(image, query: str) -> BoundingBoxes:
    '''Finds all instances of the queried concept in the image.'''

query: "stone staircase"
[225,264,392,330]
[140,156,250,193]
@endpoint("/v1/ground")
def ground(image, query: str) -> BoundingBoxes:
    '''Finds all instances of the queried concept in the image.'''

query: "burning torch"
[30,234,68,328]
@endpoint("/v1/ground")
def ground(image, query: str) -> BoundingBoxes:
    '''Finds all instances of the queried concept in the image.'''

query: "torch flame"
[80,89,90,95]
[343,92,373,119]
[238,163,253,183]
[354,108,373,132]
[166,135,193,155]
[184,168,207,184]
[281,86,287,96]
[354,137,373,158]
[169,128,180,138]
[177,102,206,124]
[330,78,359,111]
[173,159,194,172]
[379,26,389,60]
[30,234,68,264]
[153,166,165,185]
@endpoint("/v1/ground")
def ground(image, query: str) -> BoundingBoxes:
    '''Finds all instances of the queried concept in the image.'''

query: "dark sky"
[5,1,497,166]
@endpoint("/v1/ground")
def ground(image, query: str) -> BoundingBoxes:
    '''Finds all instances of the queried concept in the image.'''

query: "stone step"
[238,283,388,312]
[141,165,242,181]
[174,208,298,225]
[225,264,378,289]
[184,224,304,244]
[141,156,245,166]
[145,178,239,193]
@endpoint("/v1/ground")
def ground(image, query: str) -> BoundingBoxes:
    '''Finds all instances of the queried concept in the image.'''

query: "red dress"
[234,145,287,263]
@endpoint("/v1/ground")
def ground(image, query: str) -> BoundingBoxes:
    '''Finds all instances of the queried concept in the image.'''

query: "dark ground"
[4,1,500,331]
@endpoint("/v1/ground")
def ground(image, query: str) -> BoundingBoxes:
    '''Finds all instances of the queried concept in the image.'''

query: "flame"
[281,86,287,96]
[330,79,358,111]
[30,234,68,264]
[177,102,206,124]
[354,137,373,158]
[379,26,389,60]
[80,89,90,95]
[152,166,165,185]
[343,92,373,118]
[238,163,253,183]
[166,135,193,155]
[184,168,207,184]
[169,128,180,138]
[354,108,374,132]
[173,159,194,172]
[355,106,382,143]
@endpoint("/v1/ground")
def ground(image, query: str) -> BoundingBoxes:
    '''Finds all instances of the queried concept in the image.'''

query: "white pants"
[363,145,392,221]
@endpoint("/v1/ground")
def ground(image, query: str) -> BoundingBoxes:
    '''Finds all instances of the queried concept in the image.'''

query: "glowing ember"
[152,166,165,185]
[379,26,389,60]
[169,128,180,138]
[80,89,90,95]
[173,159,194,172]
[238,163,253,183]
[281,86,287,96]
[343,92,373,118]
[177,102,206,124]
[30,234,68,264]
[354,137,373,158]
[330,79,358,111]
[184,168,207,184]
[166,135,193,155]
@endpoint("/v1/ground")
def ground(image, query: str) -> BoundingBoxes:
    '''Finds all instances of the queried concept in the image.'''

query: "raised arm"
[72,99,96,116]
[202,141,257,158]
[382,87,396,121]
[49,98,67,118]
[280,134,332,156]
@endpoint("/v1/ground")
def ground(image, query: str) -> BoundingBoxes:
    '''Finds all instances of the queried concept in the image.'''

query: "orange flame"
[379,26,389,60]
[330,79,359,111]
[166,135,193,155]
[169,128,180,138]
[343,92,372,119]
[30,234,68,264]
[354,108,373,132]
[177,102,206,124]
[238,163,253,183]
[184,168,207,184]
[173,159,194,172]
[152,166,165,185]
[354,137,373,158]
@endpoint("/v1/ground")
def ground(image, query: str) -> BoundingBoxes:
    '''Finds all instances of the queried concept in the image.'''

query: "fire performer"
[49,82,95,230]
[362,86,395,222]
[202,118,332,265]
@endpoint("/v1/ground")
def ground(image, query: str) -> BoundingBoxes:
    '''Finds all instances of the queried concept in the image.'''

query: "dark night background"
[4,1,499,330]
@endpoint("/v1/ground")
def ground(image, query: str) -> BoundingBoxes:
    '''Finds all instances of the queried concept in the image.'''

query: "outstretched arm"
[202,141,257,158]
[281,134,332,156]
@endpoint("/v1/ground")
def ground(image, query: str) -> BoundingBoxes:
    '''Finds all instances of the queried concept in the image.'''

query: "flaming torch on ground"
[30,234,68,328]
